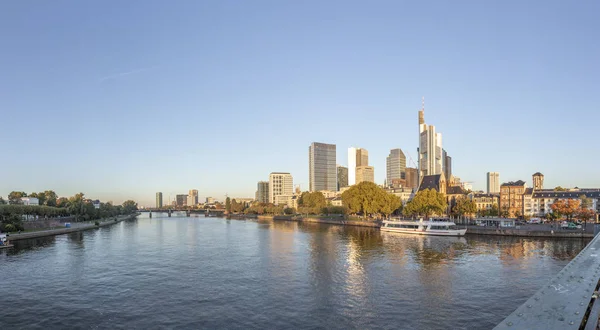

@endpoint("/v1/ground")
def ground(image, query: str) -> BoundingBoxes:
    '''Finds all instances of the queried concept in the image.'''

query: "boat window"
[449,225,458,230]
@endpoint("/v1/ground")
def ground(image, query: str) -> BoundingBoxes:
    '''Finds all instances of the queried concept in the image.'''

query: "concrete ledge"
[6,214,137,241]
[467,227,593,238]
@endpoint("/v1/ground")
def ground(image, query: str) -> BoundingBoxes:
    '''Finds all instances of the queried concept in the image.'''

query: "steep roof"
[447,186,466,195]
[533,172,543,176]
[501,180,526,187]
[418,174,443,192]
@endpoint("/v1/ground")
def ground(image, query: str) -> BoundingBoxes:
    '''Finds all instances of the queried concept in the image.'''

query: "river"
[0,213,589,329]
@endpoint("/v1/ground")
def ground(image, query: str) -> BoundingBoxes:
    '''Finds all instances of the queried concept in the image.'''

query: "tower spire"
[418,97,425,125]
[422,96,425,110]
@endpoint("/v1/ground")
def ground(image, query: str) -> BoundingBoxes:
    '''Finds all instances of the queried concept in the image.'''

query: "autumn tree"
[550,199,581,222]
[402,189,447,219]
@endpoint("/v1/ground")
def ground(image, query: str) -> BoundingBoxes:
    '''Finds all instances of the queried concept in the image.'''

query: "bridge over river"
[495,232,600,329]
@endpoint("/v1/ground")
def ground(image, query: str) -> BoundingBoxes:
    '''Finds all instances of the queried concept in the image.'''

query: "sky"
[1,1,599,207]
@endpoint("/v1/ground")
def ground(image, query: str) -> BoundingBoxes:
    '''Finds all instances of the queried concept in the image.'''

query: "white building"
[20,197,39,205]
[530,189,600,217]
[418,104,443,181]
[274,194,298,209]
[269,172,293,204]
[487,172,500,194]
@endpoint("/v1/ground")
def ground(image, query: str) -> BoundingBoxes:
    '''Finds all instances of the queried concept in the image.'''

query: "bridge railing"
[494,233,600,329]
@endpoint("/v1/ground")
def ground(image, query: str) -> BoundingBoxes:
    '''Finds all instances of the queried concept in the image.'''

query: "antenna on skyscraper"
[422,96,425,110]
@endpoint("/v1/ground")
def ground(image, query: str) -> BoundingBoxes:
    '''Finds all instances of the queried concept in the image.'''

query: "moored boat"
[0,233,13,249]
[380,218,467,236]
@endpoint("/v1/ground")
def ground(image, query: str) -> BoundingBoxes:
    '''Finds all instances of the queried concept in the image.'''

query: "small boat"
[381,218,467,236]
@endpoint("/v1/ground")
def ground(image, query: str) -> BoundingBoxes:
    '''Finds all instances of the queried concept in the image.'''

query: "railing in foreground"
[495,233,600,329]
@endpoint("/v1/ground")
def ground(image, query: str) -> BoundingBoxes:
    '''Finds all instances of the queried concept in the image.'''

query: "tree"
[489,204,499,217]
[452,198,477,219]
[403,189,447,219]
[550,199,581,222]
[0,197,5,205]
[56,197,69,208]
[554,186,567,191]
[298,191,327,214]
[225,197,231,213]
[341,182,402,218]
[577,208,595,228]
[8,191,27,204]
[122,200,138,214]
[579,195,592,210]
[44,190,58,207]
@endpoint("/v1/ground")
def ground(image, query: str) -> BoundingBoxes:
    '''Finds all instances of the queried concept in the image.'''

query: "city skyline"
[1,1,598,206]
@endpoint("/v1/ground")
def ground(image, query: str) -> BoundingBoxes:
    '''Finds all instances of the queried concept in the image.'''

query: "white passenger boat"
[380,218,467,236]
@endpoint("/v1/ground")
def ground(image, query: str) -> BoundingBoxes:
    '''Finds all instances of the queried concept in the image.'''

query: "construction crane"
[405,151,418,168]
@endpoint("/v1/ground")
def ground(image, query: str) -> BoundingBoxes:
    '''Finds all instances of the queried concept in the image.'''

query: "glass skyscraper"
[309,142,337,192]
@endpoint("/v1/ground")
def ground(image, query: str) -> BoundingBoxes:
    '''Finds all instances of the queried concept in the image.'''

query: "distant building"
[269,172,293,204]
[188,189,199,206]
[337,165,348,191]
[386,148,406,184]
[468,193,499,214]
[405,167,419,190]
[20,197,39,205]
[443,149,452,181]
[275,194,299,209]
[500,180,527,218]
[176,194,187,207]
[92,200,101,209]
[532,172,544,190]
[156,192,163,208]
[356,166,375,184]
[309,142,336,192]
[256,181,269,204]
[385,187,415,205]
[531,189,600,217]
[487,172,500,194]
[348,147,368,186]
[418,173,447,195]
[205,197,215,204]
[418,103,443,181]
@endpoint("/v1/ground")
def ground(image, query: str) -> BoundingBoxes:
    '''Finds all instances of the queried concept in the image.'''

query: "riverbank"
[4,214,138,242]
[465,226,594,238]
[257,215,380,228]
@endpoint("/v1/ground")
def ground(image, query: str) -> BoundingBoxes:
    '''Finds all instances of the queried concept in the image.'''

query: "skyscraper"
[155,192,163,208]
[337,165,348,191]
[356,166,375,184]
[309,142,337,192]
[256,181,269,203]
[176,194,187,207]
[188,189,199,206]
[386,148,406,184]
[405,167,419,190]
[418,101,443,182]
[348,147,368,186]
[269,172,293,204]
[487,172,500,194]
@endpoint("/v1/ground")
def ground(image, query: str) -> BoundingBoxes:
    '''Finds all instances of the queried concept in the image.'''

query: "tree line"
[0,191,138,232]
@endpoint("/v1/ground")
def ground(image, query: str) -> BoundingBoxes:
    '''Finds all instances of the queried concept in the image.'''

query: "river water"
[0,213,589,329]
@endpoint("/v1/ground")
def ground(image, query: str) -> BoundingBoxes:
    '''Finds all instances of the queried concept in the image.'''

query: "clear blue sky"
[1,1,599,207]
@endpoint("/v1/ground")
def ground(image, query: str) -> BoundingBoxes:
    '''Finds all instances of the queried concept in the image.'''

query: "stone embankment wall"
[466,227,593,238]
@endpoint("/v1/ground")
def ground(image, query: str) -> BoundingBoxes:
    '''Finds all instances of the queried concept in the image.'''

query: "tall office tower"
[348,147,369,186]
[155,192,163,208]
[405,167,419,190]
[444,154,452,181]
[418,101,443,182]
[309,142,337,192]
[176,194,187,207]
[356,166,375,184]
[188,189,199,206]
[532,172,544,190]
[337,165,349,191]
[269,172,293,204]
[256,181,269,203]
[386,148,407,183]
[486,172,500,194]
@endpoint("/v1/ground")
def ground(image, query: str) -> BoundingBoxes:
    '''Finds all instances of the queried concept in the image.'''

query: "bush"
[94,221,100,226]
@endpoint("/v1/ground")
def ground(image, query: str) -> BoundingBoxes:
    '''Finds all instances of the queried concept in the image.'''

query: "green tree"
[0,197,5,205]
[44,190,58,207]
[122,200,138,214]
[225,197,231,213]
[579,195,592,209]
[341,182,403,218]
[402,189,447,219]
[554,186,567,191]
[298,191,327,214]
[489,204,499,217]
[8,191,27,204]
[452,198,477,219]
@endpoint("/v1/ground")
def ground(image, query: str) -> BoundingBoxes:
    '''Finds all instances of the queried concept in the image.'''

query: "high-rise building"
[176,194,187,207]
[405,167,419,190]
[269,172,293,204]
[386,148,406,184]
[309,142,337,192]
[442,149,452,180]
[155,192,163,208]
[347,147,368,186]
[418,102,443,182]
[356,166,375,184]
[337,165,348,191]
[188,189,198,206]
[532,172,544,190]
[487,172,500,194]
[256,181,269,204]
[206,197,215,204]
